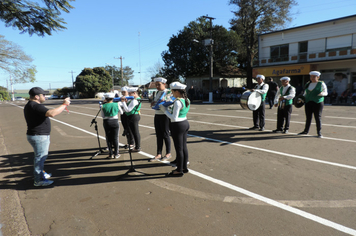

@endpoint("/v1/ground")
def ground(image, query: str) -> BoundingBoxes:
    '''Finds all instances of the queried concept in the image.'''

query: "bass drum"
[240,91,262,111]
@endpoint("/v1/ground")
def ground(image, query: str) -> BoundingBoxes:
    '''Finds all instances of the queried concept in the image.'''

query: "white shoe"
[114,154,120,159]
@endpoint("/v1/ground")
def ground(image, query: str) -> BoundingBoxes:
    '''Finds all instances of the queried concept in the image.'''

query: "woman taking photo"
[160,82,190,177]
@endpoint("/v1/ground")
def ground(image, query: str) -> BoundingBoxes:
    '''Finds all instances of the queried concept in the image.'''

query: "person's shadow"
[0,148,168,190]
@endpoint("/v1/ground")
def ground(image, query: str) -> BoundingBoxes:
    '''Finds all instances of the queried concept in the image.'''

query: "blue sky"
[1,0,356,91]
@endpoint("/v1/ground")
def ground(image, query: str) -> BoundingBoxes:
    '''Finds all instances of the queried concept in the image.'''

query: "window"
[298,41,308,61]
[299,41,308,53]
[270,44,289,62]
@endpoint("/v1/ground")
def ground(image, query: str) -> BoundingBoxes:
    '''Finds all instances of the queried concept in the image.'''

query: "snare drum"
[240,91,262,111]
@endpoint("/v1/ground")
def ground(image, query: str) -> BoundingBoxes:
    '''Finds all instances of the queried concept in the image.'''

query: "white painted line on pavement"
[325,116,356,120]
[187,133,356,171]
[186,111,356,129]
[185,119,356,143]
[189,169,356,236]
[10,103,356,235]
[45,107,356,168]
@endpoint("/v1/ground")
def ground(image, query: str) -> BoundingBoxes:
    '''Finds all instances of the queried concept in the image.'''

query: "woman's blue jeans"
[27,135,50,183]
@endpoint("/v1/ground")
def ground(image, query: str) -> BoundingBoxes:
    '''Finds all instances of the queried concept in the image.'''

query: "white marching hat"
[154,77,167,83]
[121,86,129,91]
[309,71,321,76]
[280,77,291,81]
[170,82,187,90]
[104,93,115,98]
[128,87,138,93]
[256,74,265,80]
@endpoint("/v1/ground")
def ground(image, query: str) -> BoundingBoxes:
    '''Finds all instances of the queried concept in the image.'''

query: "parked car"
[49,95,59,99]
[15,97,25,101]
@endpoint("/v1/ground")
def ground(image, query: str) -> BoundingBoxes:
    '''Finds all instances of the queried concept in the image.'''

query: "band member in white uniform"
[160,82,190,177]
[272,77,295,134]
[119,86,133,148]
[249,74,269,131]
[298,71,328,138]
[150,77,172,162]
[101,93,123,159]
[121,87,142,152]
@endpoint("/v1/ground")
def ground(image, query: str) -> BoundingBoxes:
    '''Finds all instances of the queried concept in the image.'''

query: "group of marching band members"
[101,77,190,177]
[100,71,327,178]
[249,71,328,138]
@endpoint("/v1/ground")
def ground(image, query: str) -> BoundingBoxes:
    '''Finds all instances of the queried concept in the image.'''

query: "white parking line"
[187,111,356,129]
[10,103,356,235]
[47,108,356,165]
[325,116,356,120]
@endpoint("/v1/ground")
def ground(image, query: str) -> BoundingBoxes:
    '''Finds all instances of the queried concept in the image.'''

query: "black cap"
[29,87,45,96]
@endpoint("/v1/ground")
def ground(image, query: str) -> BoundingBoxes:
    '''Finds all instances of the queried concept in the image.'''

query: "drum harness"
[279,86,292,109]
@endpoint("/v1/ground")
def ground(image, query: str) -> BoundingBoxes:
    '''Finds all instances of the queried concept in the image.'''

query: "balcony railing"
[259,48,356,66]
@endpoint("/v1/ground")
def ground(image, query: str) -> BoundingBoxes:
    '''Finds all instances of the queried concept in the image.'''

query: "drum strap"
[255,84,265,89]
[304,81,311,90]
[282,86,292,96]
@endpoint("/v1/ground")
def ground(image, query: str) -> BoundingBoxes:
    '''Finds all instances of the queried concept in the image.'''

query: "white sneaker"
[34,179,54,187]
[114,154,120,159]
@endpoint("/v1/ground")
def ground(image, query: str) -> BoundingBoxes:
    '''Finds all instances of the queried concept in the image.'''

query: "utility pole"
[114,56,124,87]
[10,75,14,101]
[138,32,141,86]
[105,63,114,92]
[69,70,75,86]
[69,70,76,97]
[202,15,215,103]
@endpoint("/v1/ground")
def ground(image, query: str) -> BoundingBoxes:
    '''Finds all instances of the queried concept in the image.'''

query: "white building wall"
[352,33,356,48]
[289,43,298,55]
[308,39,326,53]
[260,17,356,48]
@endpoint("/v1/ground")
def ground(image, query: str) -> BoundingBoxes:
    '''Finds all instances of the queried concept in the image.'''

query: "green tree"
[161,17,240,84]
[0,0,74,37]
[104,65,134,86]
[0,86,10,100]
[0,35,37,83]
[54,87,72,96]
[75,67,111,98]
[229,0,297,88]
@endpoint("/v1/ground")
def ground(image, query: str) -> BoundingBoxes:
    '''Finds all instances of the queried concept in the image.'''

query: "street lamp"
[202,15,215,103]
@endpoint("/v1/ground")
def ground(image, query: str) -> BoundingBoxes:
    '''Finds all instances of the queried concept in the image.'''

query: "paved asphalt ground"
[0,99,355,236]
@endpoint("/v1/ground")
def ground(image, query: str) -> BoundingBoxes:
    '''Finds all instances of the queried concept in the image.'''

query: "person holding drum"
[249,74,269,131]
[272,77,295,134]
[298,71,328,138]
[149,77,172,162]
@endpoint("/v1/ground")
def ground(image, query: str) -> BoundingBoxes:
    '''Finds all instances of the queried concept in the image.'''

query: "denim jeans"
[27,135,50,183]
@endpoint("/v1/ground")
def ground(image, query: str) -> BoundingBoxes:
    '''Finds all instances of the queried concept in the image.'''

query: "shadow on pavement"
[0,148,168,190]
[187,128,308,145]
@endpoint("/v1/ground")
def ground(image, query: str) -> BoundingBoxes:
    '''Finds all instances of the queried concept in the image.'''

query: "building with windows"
[253,14,356,99]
